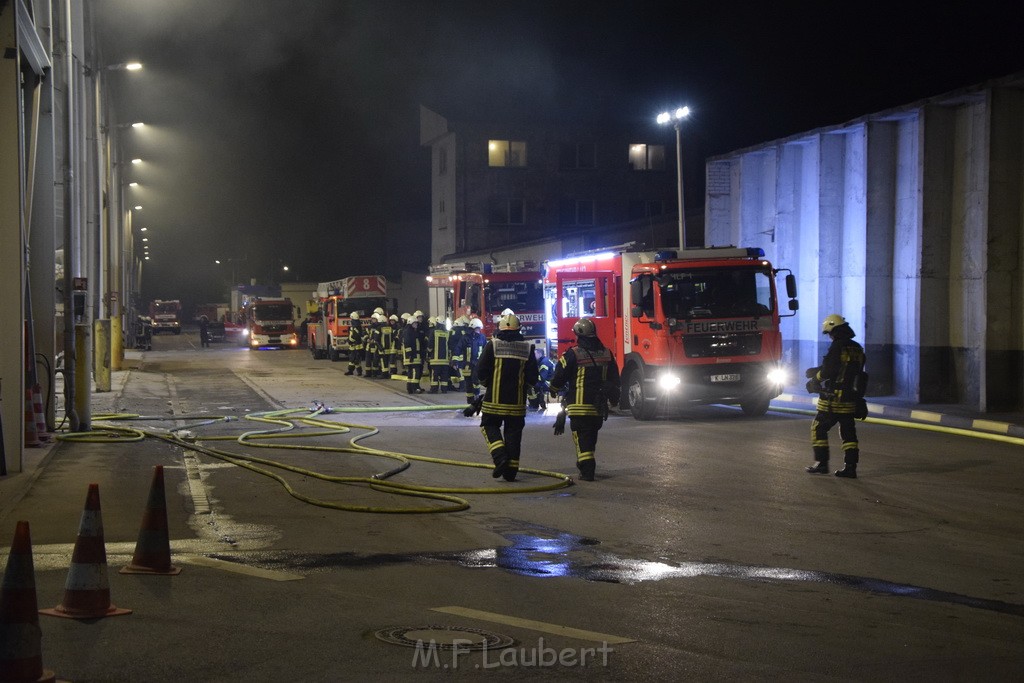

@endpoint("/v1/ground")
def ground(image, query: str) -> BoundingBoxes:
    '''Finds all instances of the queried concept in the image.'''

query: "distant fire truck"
[426,261,545,344]
[149,299,182,335]
[542,245,798,419]
[243,297,298,349]
[308,275,392,361]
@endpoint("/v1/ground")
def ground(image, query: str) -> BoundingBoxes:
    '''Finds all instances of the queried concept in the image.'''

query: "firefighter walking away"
[549,317,620,481]
[475,313,539,482]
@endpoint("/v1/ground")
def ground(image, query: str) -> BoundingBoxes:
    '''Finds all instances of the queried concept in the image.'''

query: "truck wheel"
[627,369,658,421]
[740,395,771,417]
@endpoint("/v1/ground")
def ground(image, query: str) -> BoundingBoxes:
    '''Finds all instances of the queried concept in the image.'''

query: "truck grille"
[684,333,762,358]
[261,324,288,334]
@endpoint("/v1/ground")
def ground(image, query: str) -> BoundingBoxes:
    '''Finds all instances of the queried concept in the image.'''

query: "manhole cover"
[375,625,515,651]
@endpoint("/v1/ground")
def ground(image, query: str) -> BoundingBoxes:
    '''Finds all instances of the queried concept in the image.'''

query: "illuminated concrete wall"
[706,74,1024,411]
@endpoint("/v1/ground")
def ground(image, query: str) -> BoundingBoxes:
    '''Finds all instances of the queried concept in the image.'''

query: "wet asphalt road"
[2,329,1023,681]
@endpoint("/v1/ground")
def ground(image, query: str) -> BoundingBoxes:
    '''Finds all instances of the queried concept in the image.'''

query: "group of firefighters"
[338,307,867,484]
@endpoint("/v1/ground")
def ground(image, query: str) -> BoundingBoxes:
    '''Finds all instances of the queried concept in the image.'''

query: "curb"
[773,393,1024,439]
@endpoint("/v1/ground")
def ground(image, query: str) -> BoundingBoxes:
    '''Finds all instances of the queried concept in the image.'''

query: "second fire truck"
[308,275,392,361]
[425,261,545,345]
[542,245,798,419]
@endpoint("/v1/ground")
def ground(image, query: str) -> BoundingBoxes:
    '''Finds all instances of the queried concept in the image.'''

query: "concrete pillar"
[919,104,956,402]
[818,133,846,339]
[985,87,1024,410]
[892,117,923,400]
[865,121,898,395]
[74,324,91,430]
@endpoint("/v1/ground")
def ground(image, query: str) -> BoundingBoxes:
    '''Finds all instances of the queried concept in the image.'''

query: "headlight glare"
[658,373,682,390]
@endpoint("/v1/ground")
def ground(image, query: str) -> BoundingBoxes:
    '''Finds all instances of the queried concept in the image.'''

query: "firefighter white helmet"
[821,314,847,335]
[572,318,597,337]
[427,316,436,326]
[469,317,484,330]
[498,314,520,331]
[454,315,468,326]
[400,312,411,322]
[373,307,384,316]
[389,314,398,322]
[413,310,424,319]
[350,312,359,320]
[500,308,514,317]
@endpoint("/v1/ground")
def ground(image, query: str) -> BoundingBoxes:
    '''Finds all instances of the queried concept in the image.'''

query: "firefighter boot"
[344,369,354,375]
[491,449,509,479]
[835,463,858,478]
[356,366,362,376]
[577,459,596,481]
[806,461,829,474]
[503,460,519,482]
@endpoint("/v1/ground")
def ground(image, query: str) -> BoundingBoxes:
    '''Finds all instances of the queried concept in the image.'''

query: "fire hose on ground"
[55,404,573,514]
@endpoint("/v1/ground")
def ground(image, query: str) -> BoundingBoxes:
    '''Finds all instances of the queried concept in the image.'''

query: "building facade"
[706,73,1024,411]
[420,106,686,266]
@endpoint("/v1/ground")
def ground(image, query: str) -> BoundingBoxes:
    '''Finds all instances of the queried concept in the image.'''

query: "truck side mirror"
[629,278,644,308]
[789,299,799,311]
[785,273,798,299]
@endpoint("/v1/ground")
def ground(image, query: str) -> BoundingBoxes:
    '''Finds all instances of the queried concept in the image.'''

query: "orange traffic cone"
[39,484,132,619]
[23,389,41,449]
[0,521,57,683]
[31,384,49,443]
[120,466,181,576]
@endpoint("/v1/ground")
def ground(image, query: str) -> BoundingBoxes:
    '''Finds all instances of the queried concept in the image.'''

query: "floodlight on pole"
[657,105,691,250]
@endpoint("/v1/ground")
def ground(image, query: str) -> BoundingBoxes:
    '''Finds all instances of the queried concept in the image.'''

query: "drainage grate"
[374,625,515,651]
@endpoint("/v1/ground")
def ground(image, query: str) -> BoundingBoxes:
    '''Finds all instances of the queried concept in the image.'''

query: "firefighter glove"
[553,410,567,436]
[805,378,822,394]
[804,367,819,379]
[462,397,483,418]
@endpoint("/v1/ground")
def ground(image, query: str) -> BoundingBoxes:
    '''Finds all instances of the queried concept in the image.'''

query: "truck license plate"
[710,373,740,383]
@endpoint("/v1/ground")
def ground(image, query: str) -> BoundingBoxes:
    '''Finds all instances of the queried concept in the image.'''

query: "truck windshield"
[658,267,773,319]
[153,302,178,314]
[253,304,293,320]
[338,297,387,317]
[485,279,544,313]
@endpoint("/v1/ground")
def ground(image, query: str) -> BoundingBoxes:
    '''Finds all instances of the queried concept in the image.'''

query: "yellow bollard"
[94,319,111,392]
[111,315,123,371]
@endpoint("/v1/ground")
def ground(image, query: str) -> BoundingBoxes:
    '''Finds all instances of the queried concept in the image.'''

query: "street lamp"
[657,106,691,250]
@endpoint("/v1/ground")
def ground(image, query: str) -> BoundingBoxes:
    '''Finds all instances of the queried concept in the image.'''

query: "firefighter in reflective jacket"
[400,314,424,393]
[427,317,450,393]
[447,316,469,393]
[549,317,620,481]
[377,313,394,378]
[476,314,540,482]
[344,312,364,376]
[805,313,867,478]
[364,313,383,378]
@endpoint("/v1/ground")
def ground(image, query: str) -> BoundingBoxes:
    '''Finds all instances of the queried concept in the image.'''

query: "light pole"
[657,106,691,250]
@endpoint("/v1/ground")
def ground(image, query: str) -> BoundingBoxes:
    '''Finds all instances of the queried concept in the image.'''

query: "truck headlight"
[658,373,681,391]
[767,368,787,385]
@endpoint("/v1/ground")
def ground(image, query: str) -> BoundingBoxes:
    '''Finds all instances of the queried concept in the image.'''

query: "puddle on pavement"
[212,525,1024,618]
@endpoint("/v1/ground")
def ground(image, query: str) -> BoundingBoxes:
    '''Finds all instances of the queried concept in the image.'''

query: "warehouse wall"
[705,75,1024,411]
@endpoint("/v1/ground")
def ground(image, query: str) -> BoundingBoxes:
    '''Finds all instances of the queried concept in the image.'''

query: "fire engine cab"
[542,245,798,419]
[308,275,391,361]
[426,261,545,345]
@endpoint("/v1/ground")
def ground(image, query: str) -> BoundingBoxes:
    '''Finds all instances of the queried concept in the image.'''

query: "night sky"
[93,1,1023,310]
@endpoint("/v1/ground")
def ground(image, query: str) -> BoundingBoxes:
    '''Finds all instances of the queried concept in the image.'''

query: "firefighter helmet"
[350,312,359,320]
[389,314,398,322]
[400,312,411,322]
[469,317,484,330]
[413,310,424,319]
[572,317,597,337]
[498,314,520,331]
[821,314,846,335]
[373,307,384,316]
[500,308,514,317]
[427,316,436,326]
[454,315,468,326]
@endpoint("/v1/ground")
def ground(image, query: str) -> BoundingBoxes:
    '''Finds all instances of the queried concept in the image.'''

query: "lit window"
[488,140,527,167]
[628,144,665,171]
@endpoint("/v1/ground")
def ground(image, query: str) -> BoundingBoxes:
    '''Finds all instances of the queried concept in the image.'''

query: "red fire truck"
[426,262,545,344]
[542,245,798,419]
[243,297,299,349]
[149,299,182,335]
[308,275,392,361]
